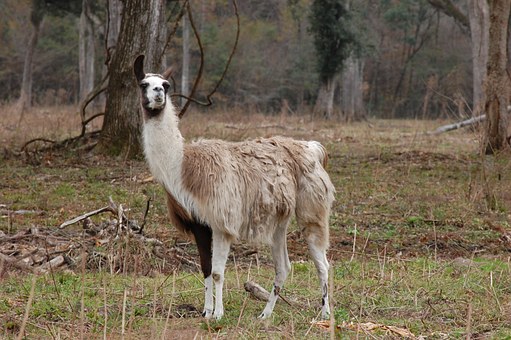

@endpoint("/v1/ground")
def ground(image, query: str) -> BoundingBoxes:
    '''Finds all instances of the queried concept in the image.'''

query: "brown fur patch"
[181,145,217,206]
[165,190,194,238]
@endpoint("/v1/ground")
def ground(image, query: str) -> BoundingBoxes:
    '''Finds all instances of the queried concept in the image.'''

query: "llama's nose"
[154,87,164,93]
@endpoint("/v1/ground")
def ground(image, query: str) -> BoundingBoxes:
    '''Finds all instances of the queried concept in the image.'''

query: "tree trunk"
[467,0,490,116]
[181,9,190,107]
[106,0,123,58]
[98,0,167,158]
[78,0,95,102]
[340,56,365,121]
[313,77,336,119]
[483,0,510,154]
[17,1,44,119]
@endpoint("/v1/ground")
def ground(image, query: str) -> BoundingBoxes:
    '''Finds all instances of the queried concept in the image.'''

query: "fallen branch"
[59,206,111,229]
[429,115,486,135]
[0,209,45,216]
[244,280,300,307]
[20,138,56,152]
[244,280,270,301]
[20,130,101,154]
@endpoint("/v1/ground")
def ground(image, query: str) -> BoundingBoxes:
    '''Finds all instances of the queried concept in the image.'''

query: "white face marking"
[140,74,170,110]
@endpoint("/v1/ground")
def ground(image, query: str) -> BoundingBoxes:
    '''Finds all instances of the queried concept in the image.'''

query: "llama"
[133,55,335,320]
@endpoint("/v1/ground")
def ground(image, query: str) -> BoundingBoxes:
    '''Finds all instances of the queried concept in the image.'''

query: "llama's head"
[133,55,173,116]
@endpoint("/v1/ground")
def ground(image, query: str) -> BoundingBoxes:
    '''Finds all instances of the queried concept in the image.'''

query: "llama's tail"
[307,141,329,168]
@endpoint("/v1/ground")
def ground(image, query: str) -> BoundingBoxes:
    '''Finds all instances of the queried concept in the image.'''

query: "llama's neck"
[142,102,190,207]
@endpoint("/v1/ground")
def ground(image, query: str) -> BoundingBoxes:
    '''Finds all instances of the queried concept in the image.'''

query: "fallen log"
[38,255,66,272]
[429,114,486,135]
[0,253,37,273]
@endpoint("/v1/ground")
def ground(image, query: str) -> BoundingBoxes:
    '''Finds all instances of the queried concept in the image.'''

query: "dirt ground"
[2,107,510,274]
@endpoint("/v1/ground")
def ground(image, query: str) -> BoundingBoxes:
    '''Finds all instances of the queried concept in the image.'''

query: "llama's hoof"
[213,310,224,320]
[202,309,213,319]
[257,312,269,320]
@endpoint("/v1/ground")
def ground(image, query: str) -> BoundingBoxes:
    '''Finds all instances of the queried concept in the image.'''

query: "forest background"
[0,0,474,121]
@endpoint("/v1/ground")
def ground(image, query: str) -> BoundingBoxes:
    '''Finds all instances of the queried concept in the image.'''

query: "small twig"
[17,275,37,340]
[79,247,86,340]
[103,276,108,340]
[236,295,249,329]
[350,224,357,263]
[466,300,472,340]
[173,251,200,270]
[139,197,152,234]
[121,288,127,336]
[162,270,176,339]
[240,249,258,257]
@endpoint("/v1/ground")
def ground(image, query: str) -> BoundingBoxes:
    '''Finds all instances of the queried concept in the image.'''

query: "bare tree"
[97,0,167,157]
[426,0,489,117]
[78,0,97,102]
[17,0,44,119]
[106,0,123,59]
[468,0,489,117]
[339,56,365,121]
[313,77,337,119]
[181,7,191,107]
[483,0,510,154]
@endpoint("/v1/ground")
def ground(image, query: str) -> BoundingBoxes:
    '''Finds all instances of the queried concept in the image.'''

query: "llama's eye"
[140,83,148,89]
[162,82,170,92]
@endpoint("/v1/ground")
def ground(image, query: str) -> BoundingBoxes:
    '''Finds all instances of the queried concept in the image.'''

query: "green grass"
[0,257,510,338]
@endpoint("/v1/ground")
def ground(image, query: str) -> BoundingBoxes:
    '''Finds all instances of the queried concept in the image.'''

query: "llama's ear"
[162,66,174,80]
[134,55,145,82]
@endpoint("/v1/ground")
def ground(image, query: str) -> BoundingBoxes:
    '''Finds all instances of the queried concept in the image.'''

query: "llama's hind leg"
[211,231,232,320]
[258,224,291,319]
[304,226,330,319]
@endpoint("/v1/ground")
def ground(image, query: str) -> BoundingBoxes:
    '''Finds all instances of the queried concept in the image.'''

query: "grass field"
[1,105,511,338]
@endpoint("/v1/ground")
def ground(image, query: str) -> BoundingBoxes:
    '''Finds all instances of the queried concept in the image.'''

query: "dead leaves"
[313,320,416,338]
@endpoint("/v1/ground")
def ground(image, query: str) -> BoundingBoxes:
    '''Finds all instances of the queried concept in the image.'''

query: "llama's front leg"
[203,275,214,318]
[211,231,231,320]
[191,224,213,318]
[258,225,291,319]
